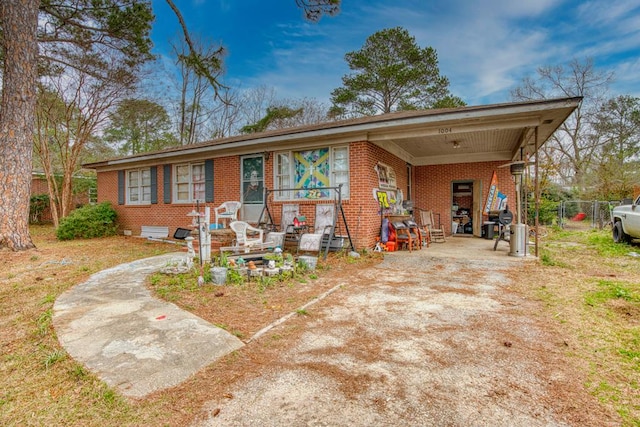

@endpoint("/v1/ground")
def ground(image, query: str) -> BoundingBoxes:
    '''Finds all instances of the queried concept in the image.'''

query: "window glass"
[174,162,205,203]
[126,168,151,204]
[192,164,205,201]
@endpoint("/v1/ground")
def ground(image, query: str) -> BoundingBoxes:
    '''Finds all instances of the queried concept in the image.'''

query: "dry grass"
[1,225,639,426]
[509,228,640,425]
[0,225,380,426]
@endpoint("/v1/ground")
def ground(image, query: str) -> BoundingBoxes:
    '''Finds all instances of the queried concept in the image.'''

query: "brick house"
[84,97,580,250]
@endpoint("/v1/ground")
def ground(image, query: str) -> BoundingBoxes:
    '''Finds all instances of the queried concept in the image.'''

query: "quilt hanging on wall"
[294,148,331,199]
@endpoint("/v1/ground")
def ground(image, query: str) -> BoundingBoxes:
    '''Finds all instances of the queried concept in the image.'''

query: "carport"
[361,96,582,256]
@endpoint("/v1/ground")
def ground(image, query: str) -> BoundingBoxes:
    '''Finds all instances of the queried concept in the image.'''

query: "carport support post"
[534,126,540,257]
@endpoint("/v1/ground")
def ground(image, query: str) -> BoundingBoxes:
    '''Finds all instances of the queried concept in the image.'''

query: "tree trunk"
[0,0,38,251]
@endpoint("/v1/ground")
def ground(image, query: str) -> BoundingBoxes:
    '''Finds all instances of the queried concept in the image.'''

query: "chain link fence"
[559,200,624,230]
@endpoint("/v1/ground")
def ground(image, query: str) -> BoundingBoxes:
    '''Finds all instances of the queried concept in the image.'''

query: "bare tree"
[205,87,244,138]
[171,36,224,144]
[35,56,137,227]
[511,58,613,191]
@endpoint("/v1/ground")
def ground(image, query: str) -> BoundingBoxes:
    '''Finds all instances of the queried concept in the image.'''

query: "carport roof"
[84,96,581,170]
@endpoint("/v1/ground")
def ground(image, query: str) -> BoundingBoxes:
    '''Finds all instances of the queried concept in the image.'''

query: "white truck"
[612,195,640,243]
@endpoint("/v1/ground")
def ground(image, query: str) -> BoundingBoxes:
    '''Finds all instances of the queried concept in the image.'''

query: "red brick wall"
[98,159,240,236]
[30,177,91,223]
[96,149,515,250]
[414,161,516,234]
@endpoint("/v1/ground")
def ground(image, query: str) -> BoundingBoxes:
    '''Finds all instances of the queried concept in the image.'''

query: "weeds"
[585,280,638,306]
[36,308,53,336]
[44,349,66,369]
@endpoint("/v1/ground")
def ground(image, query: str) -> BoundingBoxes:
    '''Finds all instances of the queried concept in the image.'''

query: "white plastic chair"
[230,221,264,248]
[215,201,241,227]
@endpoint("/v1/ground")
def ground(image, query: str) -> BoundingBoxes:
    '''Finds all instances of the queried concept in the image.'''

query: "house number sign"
[438,127,453,134]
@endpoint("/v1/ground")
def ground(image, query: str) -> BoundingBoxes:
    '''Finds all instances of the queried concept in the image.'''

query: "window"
[174,162,205,203]
[127,168,151,204]
[332,147,350,198]
[275,153,292,200]
[274,146,349,200]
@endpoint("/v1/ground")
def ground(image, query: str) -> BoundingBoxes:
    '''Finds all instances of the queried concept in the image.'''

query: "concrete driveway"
[192,238,609,426]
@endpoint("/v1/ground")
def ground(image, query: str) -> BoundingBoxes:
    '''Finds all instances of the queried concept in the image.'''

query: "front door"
[240,155,265,222]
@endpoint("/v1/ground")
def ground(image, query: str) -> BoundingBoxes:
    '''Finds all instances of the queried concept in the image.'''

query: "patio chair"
[403,219,423,250]
[215,201,241,227]
[391,221,419,252]
[230,220,264,249]
[419,209,445,243]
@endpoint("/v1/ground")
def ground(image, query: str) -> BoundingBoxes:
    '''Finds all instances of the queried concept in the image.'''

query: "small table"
[285,224,310,243]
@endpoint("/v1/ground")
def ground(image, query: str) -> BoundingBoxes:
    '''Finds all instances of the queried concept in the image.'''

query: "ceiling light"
[452,141,460,149]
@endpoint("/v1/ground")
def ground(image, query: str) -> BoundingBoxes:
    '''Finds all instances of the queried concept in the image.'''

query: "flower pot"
[298,255,318,271]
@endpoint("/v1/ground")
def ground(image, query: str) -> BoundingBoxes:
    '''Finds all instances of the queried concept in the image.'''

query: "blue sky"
[149,0,640,106]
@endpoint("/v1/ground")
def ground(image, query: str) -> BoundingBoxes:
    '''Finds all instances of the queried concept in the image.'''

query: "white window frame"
[126,168,151,205]
[273,146,350,201]
[173,162,205,203]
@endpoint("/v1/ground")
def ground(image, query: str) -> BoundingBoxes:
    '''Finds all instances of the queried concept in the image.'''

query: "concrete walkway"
[52,237,533,400]
[53,253,244,399]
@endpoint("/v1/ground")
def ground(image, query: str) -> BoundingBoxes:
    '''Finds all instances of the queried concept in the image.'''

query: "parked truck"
[612,195,640,243]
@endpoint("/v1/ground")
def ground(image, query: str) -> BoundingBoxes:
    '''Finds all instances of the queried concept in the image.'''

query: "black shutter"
[117,170,125,205]
[163,164,171,204]
[150,166,157,204]
[205,159,214,203]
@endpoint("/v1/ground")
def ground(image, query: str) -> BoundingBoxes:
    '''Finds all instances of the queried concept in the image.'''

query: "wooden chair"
[403,219,423,250]
[419,209,445,243]
[391,221,419,252]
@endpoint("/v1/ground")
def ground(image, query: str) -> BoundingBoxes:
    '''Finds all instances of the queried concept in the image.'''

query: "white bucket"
[298,255,318,271]
[210,267,228,285]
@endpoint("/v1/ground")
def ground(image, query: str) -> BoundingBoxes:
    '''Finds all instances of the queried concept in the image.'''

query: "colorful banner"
[484,171,498,213]
[484,171,508,212]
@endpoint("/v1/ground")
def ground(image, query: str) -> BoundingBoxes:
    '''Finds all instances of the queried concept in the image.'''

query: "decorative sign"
[375,162,396,190]
[373,188,403,215]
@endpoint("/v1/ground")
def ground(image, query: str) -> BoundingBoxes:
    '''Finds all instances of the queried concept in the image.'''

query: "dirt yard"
[1,226,633,426]
[184,248,620,427]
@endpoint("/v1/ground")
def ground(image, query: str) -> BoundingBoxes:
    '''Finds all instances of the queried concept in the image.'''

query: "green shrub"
[528,195,560,225]
[56,202,118,240]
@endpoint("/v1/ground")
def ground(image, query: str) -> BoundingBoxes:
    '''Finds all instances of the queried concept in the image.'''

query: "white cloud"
[154,0,640,109]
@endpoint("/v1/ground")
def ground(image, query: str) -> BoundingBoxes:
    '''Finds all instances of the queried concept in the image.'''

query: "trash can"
[509,223,528,257]
[483,222,495,239]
